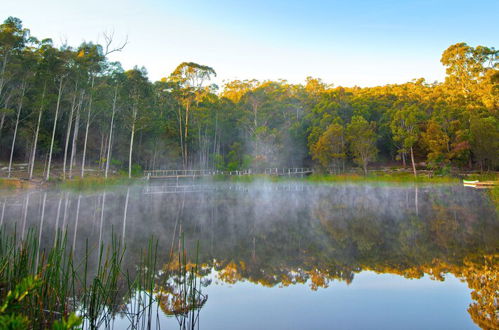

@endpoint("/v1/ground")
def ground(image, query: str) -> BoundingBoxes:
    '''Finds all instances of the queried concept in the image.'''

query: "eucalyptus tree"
[168,62,216,168]
[62,48,81,179]
[0,17,31,106]
[102,63,125,178]
[29,38,54,179]
[80,35,125,178]
[390,103,425,177]
[311,122,345,172]
[441,43,498,100]
[46,46,72,180]
[152,79,181,168]
[7,45,37,177]
[346,116,378,175]
[122,67,151,178]
[79,43,105,178]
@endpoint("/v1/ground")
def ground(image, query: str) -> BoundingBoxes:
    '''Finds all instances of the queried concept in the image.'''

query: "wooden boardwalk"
[144,168,313,180]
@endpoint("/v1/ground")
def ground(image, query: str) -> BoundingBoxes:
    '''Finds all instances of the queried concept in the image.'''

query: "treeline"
[0,17,497,179]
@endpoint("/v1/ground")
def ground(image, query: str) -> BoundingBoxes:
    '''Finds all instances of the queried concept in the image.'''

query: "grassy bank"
[489,187,499,211]
[306,172,460,184]
[209,169,499,185]
[56,176,143,191]
[208,172,461,184]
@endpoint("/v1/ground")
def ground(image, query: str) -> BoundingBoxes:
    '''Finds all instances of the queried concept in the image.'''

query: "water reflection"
[1,181,497,329]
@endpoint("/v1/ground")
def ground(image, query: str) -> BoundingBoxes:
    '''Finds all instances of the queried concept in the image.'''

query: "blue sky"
[4,0,498,87]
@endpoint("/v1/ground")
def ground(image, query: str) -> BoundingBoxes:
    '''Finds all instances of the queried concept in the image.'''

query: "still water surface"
[1,181,497,329]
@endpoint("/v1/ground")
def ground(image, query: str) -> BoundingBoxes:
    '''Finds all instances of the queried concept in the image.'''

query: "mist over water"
[1,181,497,329]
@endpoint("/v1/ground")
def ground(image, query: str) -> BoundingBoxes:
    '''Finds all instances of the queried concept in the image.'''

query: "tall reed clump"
[0,227,159,329]
[0,227,206,329]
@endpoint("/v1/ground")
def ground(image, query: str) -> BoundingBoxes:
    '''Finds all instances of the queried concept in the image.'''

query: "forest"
[0,16,497,180]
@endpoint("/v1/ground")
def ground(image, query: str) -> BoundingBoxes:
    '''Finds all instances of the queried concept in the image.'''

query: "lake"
[1,181,497,329]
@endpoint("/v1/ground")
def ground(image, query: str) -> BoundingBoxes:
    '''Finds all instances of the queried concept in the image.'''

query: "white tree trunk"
[0,54,9,99]
[80,108,91,178]
[184,103,190,169]
[105,86,118,178]
[29,83,46,180]
[63,84,78,179]
[8,81,26,178]
[0,92,13,148]
[128,116,136,179]
[410,146,417,178]
[80,76,94,178]
[46,78,65,180]
[69,92,83,179]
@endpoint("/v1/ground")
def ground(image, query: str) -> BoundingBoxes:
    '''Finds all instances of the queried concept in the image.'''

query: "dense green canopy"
[0,17,497,178]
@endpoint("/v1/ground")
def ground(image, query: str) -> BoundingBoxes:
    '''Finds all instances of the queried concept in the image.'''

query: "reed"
[0,226,204,329]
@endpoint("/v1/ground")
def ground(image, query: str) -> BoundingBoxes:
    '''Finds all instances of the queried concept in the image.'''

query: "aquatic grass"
[0,226,203,329]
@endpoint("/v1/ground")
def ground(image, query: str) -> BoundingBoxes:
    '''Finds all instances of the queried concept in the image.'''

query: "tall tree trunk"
[0,92,13,150]
[105,86,118,178]
[63,83,78,179]
[177,105,185,169]
[47,78,65,180]
[410,146,417,178]
[80,107,91,178]
[212,109,218,169]
[184,103,190,169]
[69,91,83,179]
[98,133,105,170]
[8,81,26,178]
[128,107,137,178]
[29,82,46,180]
[80,76,94,178]
[0,54,8,99]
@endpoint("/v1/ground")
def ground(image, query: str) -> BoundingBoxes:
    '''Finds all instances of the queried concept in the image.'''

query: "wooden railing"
[144,168,313,179]
[263,168,313,176]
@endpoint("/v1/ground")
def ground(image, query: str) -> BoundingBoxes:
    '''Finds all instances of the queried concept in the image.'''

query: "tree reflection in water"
[2,182,497,328]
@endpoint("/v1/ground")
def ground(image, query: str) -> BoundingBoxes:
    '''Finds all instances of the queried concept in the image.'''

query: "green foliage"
[311,123,345,171]
[422,120,450,168]
[0,275,83,329]
[346,116,378,174]
[0,15,498,181]
[470,116,499,169]
[51,314,82,330]
[0,313,29,329]
[0,229,165,328]
[130,163,143,176]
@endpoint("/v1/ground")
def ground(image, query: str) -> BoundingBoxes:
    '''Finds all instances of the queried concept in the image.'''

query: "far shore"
[0,163,497,191]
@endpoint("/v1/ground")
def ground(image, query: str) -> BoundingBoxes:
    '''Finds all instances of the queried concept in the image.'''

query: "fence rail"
[144,168,313,179]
